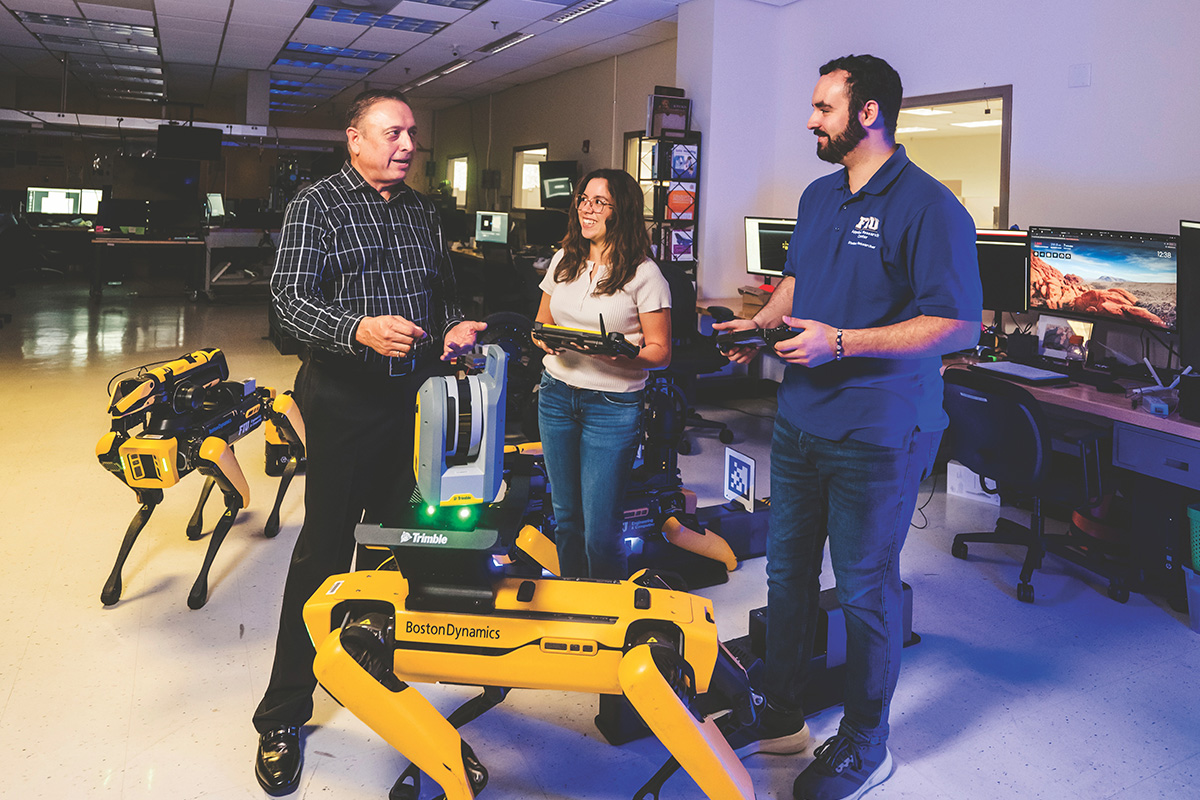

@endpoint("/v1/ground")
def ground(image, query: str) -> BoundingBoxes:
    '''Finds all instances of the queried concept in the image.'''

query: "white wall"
[431,40,676,210]
[679,0,1200,299]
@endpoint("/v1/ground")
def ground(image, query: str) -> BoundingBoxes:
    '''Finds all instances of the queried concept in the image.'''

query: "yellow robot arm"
[514,524,561,576]
[108,348,227,418]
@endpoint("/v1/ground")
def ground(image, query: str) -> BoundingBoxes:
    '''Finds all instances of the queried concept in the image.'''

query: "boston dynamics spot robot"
[303,345,761,799]
[96,348,306,609]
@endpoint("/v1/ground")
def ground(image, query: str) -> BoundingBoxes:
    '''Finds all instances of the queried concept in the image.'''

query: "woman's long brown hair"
[553,168,653,296]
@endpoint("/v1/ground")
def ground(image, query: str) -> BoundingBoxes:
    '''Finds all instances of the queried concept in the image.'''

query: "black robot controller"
[714,325,801,353]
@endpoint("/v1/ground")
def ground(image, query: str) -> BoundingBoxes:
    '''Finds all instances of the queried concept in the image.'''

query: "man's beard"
[815,112,867,164]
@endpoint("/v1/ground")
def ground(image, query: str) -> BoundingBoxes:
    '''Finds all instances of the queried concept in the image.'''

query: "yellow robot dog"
[97,348,306,609]
[303,345,758,799]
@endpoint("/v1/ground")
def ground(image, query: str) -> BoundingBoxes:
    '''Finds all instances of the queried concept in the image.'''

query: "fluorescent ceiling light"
[285,42,394,62]
[407,59,473,89]
[554,0,617,23]
[405,0,489,9]
[307,6,446,33]
[38,34,159,55]
[274,59,371,73]
[950,120,1002,128]
[14,11,155,38]
[899,107,951,116]
[480,32,534,55]
[895,126,936,134]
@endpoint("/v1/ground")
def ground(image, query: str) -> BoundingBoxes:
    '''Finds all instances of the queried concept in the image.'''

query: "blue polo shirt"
[778,145,980,448]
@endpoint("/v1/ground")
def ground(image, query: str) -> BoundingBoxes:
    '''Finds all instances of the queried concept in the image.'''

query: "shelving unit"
[628,131,700,279]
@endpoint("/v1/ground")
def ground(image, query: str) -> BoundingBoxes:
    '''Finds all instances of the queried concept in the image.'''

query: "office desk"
[945,363,1199,599]
[90,237,206,300]
[203,229,279,300]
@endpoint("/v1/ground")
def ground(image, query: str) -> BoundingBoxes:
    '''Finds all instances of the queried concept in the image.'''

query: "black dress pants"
[253,354,433,732]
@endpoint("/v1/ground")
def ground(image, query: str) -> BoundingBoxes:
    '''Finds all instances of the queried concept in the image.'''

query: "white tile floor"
[1,279,1198,800]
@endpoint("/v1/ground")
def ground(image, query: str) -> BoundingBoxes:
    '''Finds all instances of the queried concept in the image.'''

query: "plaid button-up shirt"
[270,161,463,374]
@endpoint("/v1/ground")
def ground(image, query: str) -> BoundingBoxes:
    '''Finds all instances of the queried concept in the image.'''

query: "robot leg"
[313,612,486,800]
[185,476,217,540]
[264,393,306,539]
[100,490,163,606]
[619,642,755,800]
[188,437,250,609]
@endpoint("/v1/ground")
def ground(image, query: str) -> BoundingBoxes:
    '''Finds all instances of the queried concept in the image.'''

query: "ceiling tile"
[78,2,155,24]
[154,0,232,23]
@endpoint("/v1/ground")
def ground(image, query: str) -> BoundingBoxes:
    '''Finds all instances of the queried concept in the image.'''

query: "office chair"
[941,367,1109,603]
[480,242,539,318]
[657,262,735,455]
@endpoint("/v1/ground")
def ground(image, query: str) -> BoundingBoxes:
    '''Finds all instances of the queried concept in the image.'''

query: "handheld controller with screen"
[532,316,639,358]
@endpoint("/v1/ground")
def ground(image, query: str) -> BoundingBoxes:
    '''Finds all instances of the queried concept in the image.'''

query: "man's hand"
[357,315,426,358]
[442,320,488,361]
[712,318,761,364]
[773,316,837,366]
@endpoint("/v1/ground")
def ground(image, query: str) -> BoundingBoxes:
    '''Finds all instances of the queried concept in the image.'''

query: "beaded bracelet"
[835,328,844,361]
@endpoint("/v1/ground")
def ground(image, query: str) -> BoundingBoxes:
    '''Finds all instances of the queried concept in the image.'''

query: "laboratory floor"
[0,278,1197,799]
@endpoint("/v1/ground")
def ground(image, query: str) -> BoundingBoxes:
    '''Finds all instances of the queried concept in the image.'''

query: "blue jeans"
[538,373,644,579]
[764,413,940,747]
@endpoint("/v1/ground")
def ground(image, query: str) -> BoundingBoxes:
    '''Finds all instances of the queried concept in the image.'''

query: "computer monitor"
[148,198,203,236]
[97,198,150,232]
[1178,220,1200,368]
[475,211,509,245]
[206,192,225,219]
[976,229,1030,314]
[745,216,795,278]
[524,209,567,248]
[538,161,577,210]
[157,124,223,161]
[439,208,471,243]
[25,187,102,216]
[1029,226,1178,331]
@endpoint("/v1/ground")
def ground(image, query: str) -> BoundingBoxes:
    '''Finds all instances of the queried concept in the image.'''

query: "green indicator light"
[425,505,437,517]
[458,508,471,520]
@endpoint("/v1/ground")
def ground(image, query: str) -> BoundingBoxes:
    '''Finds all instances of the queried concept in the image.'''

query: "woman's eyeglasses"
[575,194,612,212]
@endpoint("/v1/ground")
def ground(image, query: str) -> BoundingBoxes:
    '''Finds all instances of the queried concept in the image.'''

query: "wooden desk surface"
[943,362,1200,443]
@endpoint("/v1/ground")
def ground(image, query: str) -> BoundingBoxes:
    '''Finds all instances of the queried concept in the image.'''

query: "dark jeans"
[764,414,940,747]
[537,373,644,579]
[253,355,431,732]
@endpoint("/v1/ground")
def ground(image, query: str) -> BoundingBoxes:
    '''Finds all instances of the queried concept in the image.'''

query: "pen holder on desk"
[1178,373,1200,422]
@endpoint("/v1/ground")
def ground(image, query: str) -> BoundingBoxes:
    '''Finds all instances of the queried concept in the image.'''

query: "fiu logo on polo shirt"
[848,215,881,249]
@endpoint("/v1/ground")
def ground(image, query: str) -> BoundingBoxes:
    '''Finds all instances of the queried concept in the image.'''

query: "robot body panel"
[305,570,719,697]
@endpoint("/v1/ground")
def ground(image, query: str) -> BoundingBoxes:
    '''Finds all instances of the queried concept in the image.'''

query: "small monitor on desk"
[206,192,225,220]
[475,211,509,244]
[745,216,795,279]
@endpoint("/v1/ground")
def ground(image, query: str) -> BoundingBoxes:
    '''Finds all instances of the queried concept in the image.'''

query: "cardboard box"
[738,285,770,318]
[946,460,1000,505]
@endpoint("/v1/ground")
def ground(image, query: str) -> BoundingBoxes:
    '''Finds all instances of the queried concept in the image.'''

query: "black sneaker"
[723,700,811,758]
[792,733,892,800]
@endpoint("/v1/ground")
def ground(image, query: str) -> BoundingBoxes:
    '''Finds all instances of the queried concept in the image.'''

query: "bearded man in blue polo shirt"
[717,55,981,800]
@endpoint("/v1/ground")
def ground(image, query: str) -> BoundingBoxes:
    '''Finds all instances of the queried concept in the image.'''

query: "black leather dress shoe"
[255,725,302,796]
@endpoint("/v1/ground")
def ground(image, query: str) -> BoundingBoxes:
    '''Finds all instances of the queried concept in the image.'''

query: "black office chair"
[657,262,735,455]
[941,367,1109,603]
[480,242,539,318]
